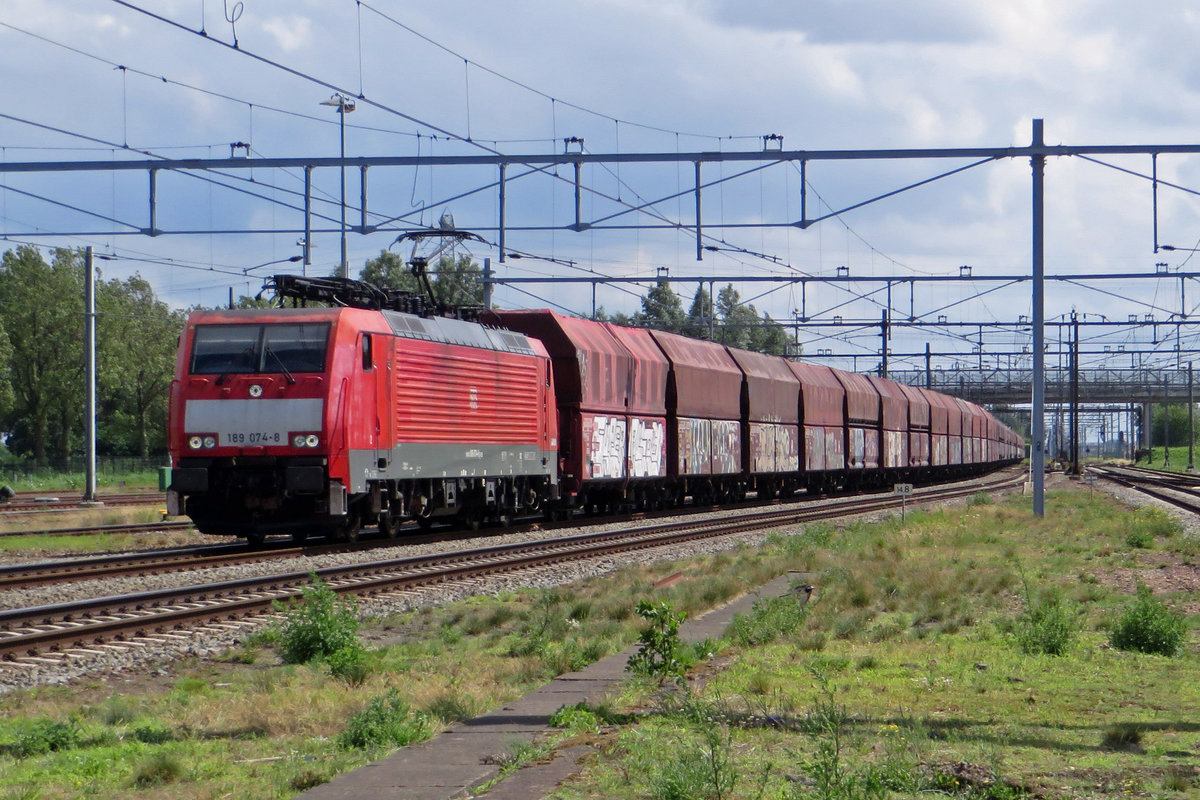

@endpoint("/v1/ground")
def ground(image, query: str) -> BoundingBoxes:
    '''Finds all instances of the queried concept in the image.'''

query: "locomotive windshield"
[190,322,331,375]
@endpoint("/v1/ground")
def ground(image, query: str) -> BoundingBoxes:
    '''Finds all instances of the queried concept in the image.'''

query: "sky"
[3,0,1200,377]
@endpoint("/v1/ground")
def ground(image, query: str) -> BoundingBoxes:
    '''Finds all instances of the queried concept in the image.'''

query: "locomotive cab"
[167,311,344,542]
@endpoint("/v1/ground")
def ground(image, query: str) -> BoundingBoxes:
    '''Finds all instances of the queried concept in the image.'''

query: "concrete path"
[297,573,808,800]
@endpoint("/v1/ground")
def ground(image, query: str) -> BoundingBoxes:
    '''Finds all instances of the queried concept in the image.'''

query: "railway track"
[1090,465,1200,514]
[0,491,166,514]
[0,472,1023,667]
[0,519,193,540]
[0,472,1019,591]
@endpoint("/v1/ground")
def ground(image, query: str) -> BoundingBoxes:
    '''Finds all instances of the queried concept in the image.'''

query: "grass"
[0,484,1195,799]
[0,468,161,494]
[0,506,204,555]
[544,488,1198,800]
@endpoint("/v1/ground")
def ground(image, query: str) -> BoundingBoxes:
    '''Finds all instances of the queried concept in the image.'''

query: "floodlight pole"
[321,94,355,278]
[1031,119,1046,515]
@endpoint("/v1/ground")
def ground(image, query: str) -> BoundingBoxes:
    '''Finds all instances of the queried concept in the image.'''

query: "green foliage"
[360,249,421,292]
[649,727,736,800]
[336,689,432,750]
[1125,529,1153,549]
[1149,404,1198,447]
[360,251,483,307]
[792,676,870,800]
[728,592,811,647]
[0,246,86,461]
[132,751,183,788]
[95,273,185,457]
[683,285,713,340]
[633,278,688,334]
[711,284,792,355]
[1015,591,1077,656]
[549,702,603,733]
[549,701,630,732]
[1109,584,1187,656]
[0,246,183,460]
[627,600,690,684]
[274,576,362,664]
[1101,722,1143,750]
[1122,507,1179,549]
[326,644,371,685]
[5,717,78,757]
[131,722,176,744]
[423,691,479,724]
[968,491,994,507]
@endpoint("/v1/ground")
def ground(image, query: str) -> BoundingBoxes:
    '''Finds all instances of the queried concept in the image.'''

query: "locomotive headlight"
[202,435,217,449]
[292,433,306,448]
[188,435,203,449]
[305,434,320,448]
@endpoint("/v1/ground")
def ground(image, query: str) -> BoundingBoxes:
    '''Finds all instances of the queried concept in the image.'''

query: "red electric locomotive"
[166,277,557,543]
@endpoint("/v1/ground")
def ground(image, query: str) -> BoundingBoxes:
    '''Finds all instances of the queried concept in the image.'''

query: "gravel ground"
[0,472,1037,694]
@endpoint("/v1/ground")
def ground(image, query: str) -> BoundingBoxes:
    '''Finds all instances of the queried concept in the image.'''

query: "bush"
[7,717,78,757]
[424,692,478,724]
[275,576,361,664]
[650,728,735,800]
[1015,592,1076,656]
[131,722,176,744]
[728,591,811,647]
[326,644,370,685]
[132,751,183,787]
[626,601,689,684]
[337,689,432,750]
[1109,584,1187,656]
[1125,529,1153,549]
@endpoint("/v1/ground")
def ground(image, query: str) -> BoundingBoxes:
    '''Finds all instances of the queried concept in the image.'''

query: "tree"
[1150,404,1198,447]
[97,274,185,457]
[750,312,791,356]
[632,278,686,334]
[593,307,633,326]
[360,249,420,293]
[0,246,85,462]
[683,285,712,340]
[360,250,483,308]
[0,319,12,425]
[714,284,758,349]
[711,284,790,355]
[430,252,484,307]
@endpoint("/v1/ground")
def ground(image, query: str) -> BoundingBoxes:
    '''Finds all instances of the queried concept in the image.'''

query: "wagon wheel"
[292,529,309,545]
[459,505,484,532]
[246,529,267,548]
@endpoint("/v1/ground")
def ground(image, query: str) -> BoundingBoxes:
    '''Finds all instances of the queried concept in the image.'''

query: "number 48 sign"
[893,483,914,519]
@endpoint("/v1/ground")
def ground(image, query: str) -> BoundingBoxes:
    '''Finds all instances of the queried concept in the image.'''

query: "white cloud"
[259,15,314,53]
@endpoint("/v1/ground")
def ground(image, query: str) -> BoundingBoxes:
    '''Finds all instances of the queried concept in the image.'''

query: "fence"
[0,456,167,477]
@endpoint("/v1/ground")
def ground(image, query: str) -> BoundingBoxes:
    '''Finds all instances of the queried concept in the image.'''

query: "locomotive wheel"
[415,512,434,530]
[378,513,400,538]
[340,512,362,543]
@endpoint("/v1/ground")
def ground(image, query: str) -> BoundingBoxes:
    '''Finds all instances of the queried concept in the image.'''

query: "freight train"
[165,275,1023,544]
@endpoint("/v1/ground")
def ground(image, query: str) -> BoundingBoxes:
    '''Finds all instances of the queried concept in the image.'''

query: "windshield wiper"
[263,345,297,384]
